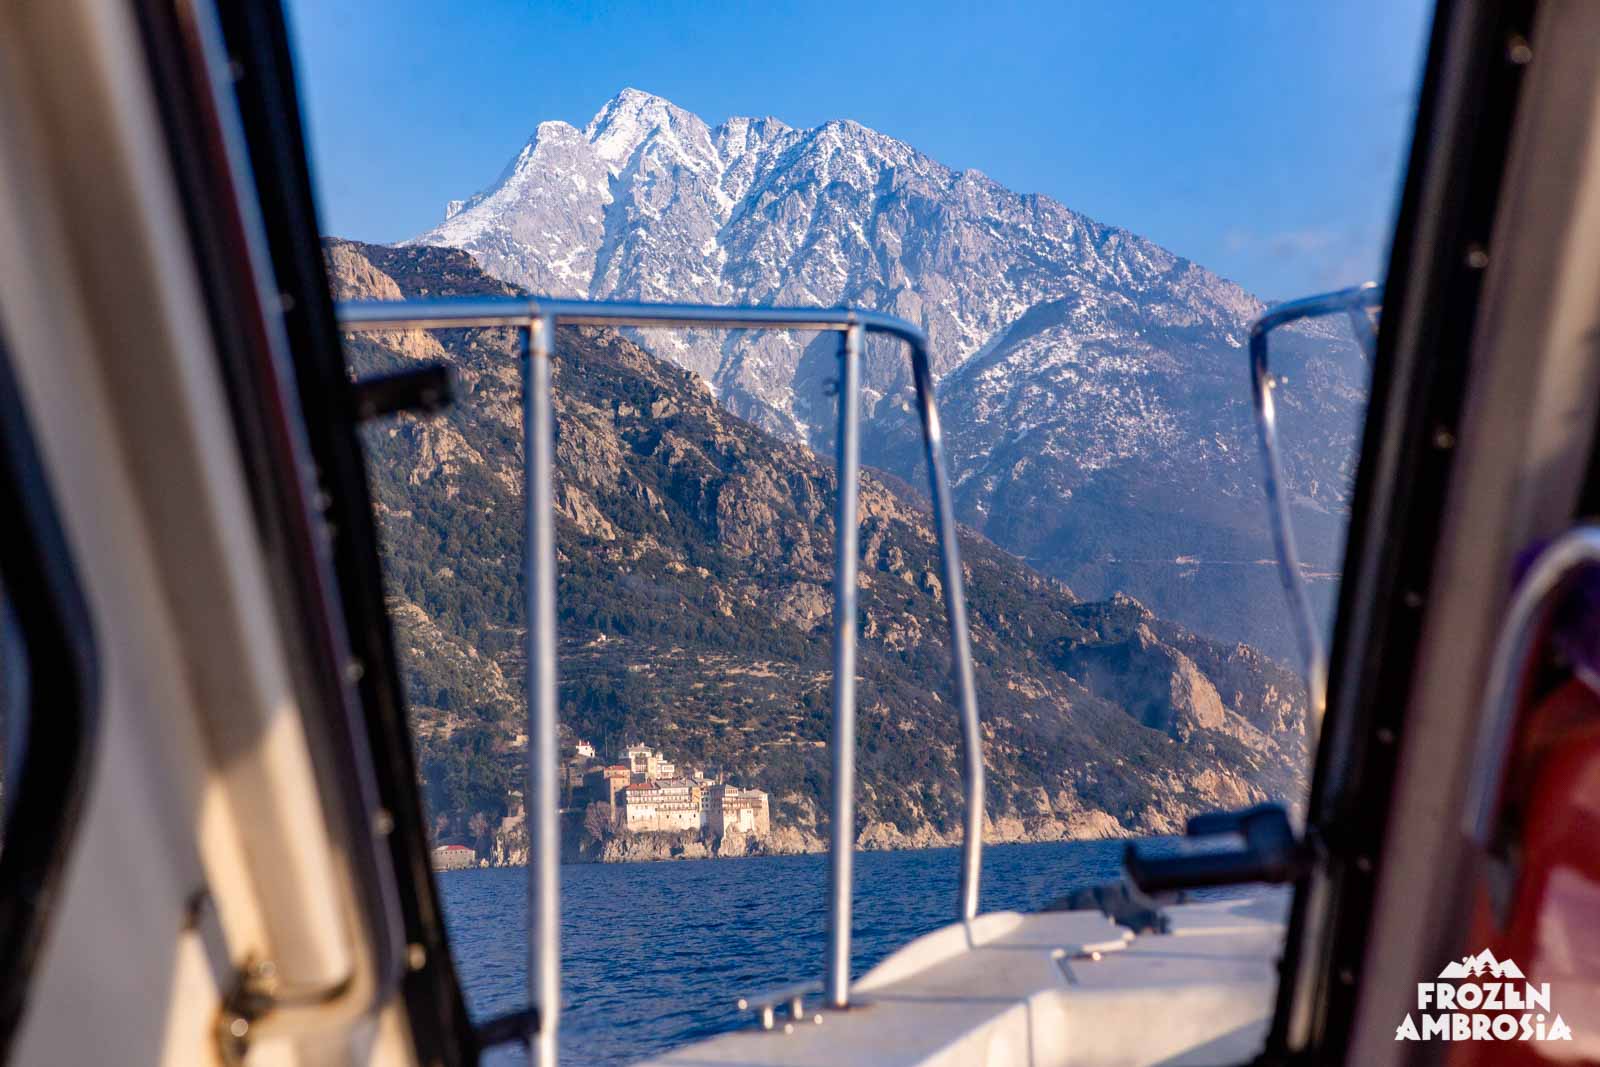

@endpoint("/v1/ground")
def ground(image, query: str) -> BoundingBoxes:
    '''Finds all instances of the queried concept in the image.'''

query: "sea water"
[439,838,1224,1065]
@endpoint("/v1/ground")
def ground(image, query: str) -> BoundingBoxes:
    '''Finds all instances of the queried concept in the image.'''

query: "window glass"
[290,4,1432,1063]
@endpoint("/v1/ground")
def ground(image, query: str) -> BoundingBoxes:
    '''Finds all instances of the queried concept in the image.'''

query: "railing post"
[825,323,863,1009]
[523,316,561,1067]
[1463,527,1600,845]
[907,341,984,922]
[1246,282,1381,750]
[1248,331,1326,740]
[334,296,990,1021]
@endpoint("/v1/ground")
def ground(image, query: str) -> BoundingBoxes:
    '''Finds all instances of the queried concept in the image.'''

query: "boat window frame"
[0,330,99,1063]
[150,0,1543,1061]
[1263,0,1541,1057]
[137,0,482,1059]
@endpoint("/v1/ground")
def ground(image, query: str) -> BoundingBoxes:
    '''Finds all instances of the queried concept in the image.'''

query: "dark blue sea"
[439,838,1203,1065]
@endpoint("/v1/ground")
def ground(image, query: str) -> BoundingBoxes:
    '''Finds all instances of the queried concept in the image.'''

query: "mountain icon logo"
[1437,950,1525,980]
[1397,947,1571,1043]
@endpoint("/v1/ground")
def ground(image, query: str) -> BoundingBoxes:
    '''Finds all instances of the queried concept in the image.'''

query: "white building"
[431,844,475,871]
[623,742,675,781]
[702,783,770,836]
[619,780,703,832]
[652,776,695,806]
[573,739,595,760]
[624,743,654,778]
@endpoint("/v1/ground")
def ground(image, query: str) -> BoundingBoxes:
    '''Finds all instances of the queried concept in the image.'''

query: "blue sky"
[287,0,1433,299]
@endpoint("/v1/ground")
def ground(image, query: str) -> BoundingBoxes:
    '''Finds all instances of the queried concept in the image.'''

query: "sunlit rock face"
[411,90,1261,436]
[327,238,1311,853]
[411,89,1367,660]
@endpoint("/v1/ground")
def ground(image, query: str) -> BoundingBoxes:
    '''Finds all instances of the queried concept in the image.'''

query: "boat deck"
[639,896,1285,1067]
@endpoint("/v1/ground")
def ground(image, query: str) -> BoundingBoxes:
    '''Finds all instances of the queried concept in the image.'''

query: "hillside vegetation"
[328,238,1308,859]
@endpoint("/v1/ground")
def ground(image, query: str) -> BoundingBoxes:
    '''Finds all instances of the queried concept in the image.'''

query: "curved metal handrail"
[1462,526,1600,846]
[1247,282,1381,740]
[338,296,984,1063]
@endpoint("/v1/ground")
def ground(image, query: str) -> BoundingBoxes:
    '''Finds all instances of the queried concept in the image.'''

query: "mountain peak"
[584,88,709,173]
[608,86,675,108]
[469,119,586,199]
[402,86,1363,676]
[534,118,583,142]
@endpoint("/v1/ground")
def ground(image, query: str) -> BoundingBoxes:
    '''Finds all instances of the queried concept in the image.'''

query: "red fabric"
[1451,680,1600,1065]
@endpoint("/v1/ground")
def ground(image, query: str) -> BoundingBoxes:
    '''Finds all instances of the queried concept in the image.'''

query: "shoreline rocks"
[486,809,1155,868]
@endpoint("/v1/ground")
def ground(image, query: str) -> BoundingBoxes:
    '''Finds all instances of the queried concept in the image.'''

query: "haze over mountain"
[410,89,1370,660]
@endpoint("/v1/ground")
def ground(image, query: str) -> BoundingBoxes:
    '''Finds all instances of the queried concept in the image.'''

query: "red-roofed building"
[430,843,476,871]
[618,779,701,832]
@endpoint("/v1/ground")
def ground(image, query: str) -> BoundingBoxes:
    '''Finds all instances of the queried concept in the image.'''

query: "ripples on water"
[440,838,1219,1065]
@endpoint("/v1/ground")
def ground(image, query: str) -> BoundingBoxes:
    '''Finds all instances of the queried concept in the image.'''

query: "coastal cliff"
[330,239,1309,862]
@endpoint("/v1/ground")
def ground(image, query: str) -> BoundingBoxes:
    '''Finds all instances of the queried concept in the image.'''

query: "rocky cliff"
[408,88,1370,660]
[329,238,1308,861]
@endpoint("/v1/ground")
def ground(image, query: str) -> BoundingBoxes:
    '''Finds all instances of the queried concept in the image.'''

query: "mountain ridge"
[407,87,1368,662]
[409,89,1263,427]
[327,237,1308,860]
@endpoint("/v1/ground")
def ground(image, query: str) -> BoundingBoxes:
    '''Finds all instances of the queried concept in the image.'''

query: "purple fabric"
[1512,538,1600,681]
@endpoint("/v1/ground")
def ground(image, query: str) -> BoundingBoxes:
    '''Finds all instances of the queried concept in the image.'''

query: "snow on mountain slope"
[411,89,1265,433]
[408,89,1369,659]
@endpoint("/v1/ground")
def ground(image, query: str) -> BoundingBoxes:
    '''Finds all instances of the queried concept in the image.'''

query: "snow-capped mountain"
[413,89,1263,433]
[410,89,1368,659]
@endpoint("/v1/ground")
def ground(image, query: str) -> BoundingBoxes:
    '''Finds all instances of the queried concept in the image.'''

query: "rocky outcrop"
[492,814,528,867]
[514,814,1148,867]
[555,821,826,865]
[327,243,450,365]
[772,582,829,632]
[1056,620,1227,740]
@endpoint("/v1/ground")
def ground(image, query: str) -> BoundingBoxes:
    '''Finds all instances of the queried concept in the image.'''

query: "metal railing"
[1462,525,1600,846]
[337,296,985,1066]
[1247,282,1381,738]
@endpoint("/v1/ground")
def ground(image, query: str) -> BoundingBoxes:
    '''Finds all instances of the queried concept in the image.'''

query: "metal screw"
[1465,245,1489,270]
[344,658,366,684]
[407,943,427,971]
[1355,855,1373,873]
[1376,727,1396,745]
[374,808,396,836]
[228,1017,250,1039]
[783,1023,795,1035]
[1403,590,1423,609]
[1433,427,1457,450]
[1339,968,1356,986]
[278,292,297,313]
[1507,36,1533,65]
